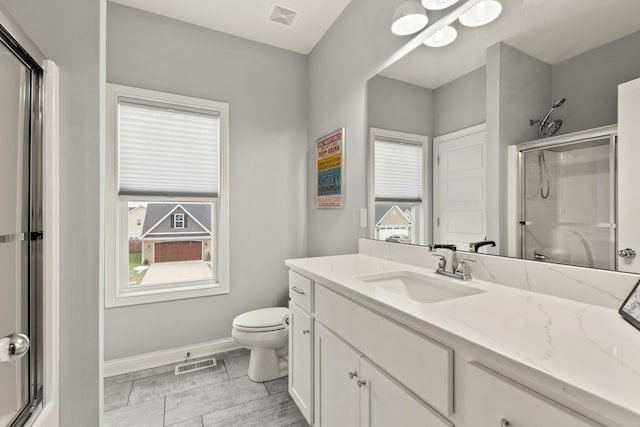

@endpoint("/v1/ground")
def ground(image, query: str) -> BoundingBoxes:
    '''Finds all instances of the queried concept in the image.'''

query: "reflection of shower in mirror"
[529,98,566,199]
[518,126,617,270]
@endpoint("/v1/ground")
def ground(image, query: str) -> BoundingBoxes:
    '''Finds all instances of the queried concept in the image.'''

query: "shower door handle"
[618,248,636,259]
[0,333,30,363]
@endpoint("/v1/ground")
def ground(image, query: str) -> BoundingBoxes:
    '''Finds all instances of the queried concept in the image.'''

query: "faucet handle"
[431,254,447,270]
[455,259,476,278]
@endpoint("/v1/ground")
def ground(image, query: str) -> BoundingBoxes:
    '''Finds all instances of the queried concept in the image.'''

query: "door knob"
[348,370,358,380]
[0,333,30,363]
[356,379,367,388]
[618,248,636,259]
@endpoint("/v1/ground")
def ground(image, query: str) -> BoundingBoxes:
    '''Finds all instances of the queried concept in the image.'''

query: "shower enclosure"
[518,127,617,270]
[0,21,44,427]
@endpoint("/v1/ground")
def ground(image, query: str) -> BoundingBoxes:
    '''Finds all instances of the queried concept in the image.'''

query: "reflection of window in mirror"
[369,128,428,245]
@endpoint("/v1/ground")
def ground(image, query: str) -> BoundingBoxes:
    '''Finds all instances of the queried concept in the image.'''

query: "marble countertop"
[285,254,640,427]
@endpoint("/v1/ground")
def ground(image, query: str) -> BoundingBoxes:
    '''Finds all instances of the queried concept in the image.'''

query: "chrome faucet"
[469,240,496,253]
[428,243,473,280]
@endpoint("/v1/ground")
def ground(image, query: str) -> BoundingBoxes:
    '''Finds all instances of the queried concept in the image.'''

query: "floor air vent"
[174,357,217,375]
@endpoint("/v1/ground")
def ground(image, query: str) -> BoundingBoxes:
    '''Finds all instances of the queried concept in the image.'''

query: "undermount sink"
[354,270,485,303]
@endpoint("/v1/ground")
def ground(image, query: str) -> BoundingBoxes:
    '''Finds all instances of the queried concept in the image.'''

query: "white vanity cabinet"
[464,363,601,427]
[288,271,314,424]
[315,323,450,427]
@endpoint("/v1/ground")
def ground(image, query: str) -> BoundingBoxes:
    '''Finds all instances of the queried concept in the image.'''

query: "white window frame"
[173,213,185,229]
[368,127,430,246]
[104,84,230,308]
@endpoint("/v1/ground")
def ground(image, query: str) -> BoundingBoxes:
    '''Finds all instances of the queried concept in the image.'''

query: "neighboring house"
[141,203,212,264]
[128,205,147,239]
[375,205,412,242]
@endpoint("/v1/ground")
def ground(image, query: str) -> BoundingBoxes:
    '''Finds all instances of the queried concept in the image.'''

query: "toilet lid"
[233,307,289,331]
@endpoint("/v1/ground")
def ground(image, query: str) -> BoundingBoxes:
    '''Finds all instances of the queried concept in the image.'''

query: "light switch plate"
[360,208,367,228]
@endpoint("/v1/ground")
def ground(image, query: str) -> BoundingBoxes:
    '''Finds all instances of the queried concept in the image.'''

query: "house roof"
[375,205,412,227]
[141,203,212,236]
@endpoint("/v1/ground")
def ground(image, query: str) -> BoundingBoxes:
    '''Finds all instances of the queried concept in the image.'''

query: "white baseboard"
[104,337,242,377]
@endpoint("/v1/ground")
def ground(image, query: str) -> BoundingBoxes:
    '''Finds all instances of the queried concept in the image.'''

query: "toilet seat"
[233,307,288,332]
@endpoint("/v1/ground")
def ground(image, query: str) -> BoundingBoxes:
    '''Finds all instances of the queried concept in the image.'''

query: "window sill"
[105,282,228,308]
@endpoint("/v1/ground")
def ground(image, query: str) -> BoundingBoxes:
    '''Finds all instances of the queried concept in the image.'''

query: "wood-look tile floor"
[104,349,309,427]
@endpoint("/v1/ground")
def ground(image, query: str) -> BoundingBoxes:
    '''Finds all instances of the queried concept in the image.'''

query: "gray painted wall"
[307,0,407,256]
[367,75,434,136]
[434,66,486,137]
[0,0,102,425]
[552,31,640,135]
[104,3,308,360]
[487,43,552,251]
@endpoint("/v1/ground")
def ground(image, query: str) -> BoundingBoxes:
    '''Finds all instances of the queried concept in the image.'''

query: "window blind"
[118,100,220,197]
[374,139,423,202]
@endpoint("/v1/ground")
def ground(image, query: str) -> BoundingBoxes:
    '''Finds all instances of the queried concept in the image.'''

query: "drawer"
[465,363,600,427]
[289,270,313,313]
[315,284,453,416]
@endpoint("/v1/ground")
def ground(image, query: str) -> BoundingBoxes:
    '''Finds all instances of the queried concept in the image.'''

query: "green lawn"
[129,252,148,285]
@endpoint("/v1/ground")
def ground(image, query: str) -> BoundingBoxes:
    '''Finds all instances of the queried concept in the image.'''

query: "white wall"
[104,3,308,360]
[307,0,409,256]
[0,0,102,425]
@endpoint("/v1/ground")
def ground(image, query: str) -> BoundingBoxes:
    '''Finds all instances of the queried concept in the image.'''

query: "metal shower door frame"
[0,20,44,427]
[516,125,618,270]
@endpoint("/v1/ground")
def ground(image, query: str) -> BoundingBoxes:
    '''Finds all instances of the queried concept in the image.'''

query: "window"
[173,213,185,229]
[105,84,229,307]
[369,128,428,245]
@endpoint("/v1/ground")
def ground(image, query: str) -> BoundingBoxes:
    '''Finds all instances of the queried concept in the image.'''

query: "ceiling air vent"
[269,4,298,27]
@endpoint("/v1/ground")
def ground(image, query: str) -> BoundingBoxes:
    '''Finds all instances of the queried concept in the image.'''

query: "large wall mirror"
[366,0,640,273]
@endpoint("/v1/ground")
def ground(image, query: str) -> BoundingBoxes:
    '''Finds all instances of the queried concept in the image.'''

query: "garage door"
[154,241,202,263]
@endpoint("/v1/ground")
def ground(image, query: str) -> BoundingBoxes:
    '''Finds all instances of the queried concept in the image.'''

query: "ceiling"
[380,0,640,89]
[110,0,353,54]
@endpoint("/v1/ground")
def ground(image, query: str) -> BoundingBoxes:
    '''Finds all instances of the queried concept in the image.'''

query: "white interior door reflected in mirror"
[618,77,640,274]
[434,124,489,253]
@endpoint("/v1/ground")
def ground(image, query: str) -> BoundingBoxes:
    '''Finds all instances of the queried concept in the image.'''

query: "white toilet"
[231,307,289,382]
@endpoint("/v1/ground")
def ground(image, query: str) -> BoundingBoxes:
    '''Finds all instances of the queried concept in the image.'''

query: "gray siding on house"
[104,3,308,361]
[146,206,209,235]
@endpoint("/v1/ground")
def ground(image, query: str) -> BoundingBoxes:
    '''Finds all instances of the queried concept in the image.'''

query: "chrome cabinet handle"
[302,329,310,335]
[0,333,30,363]
[291,286,306,295]
[348,370,358,380]
[501,419,510,427]
[356,379,367,388]
[618,248,636,259]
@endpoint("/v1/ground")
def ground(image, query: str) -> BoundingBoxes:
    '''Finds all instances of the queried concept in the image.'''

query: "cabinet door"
[359,358,451,427]
[289,303,313,424]
[315,323,360,427]
[465,363,600,427]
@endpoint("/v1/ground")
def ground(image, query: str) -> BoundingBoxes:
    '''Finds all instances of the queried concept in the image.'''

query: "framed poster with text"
[316,128,345,208]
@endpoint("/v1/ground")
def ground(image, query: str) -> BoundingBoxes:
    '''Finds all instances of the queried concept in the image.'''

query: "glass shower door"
[521,136,616,270]
[0,27,42,427]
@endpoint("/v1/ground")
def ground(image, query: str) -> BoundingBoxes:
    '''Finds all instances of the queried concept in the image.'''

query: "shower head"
[538,97,567,138]
[553,98,566,109]
[542,119,562,138]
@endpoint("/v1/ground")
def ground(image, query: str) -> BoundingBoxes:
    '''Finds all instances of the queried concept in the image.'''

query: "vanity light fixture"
[391,0,429,36]
[458,0,502,27]
[423,25,458,47]
[422,0,461,11]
